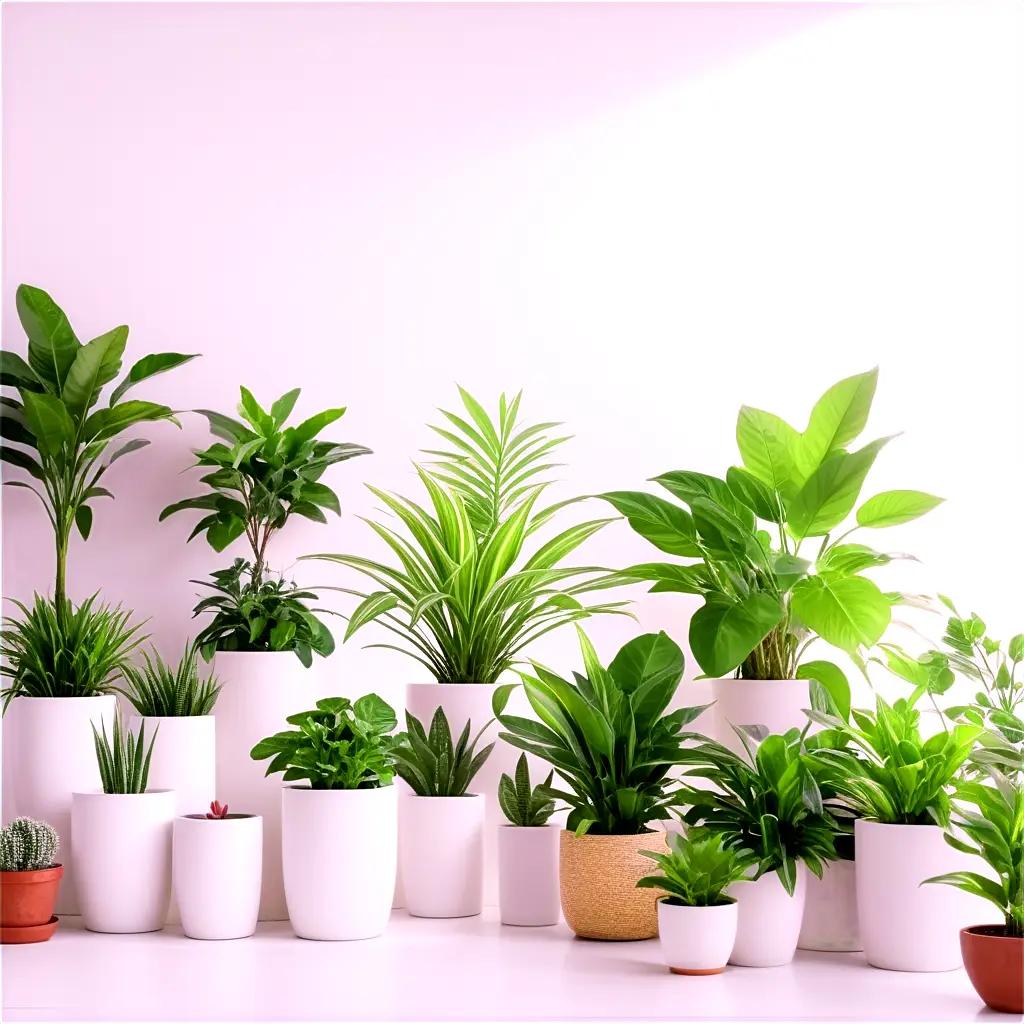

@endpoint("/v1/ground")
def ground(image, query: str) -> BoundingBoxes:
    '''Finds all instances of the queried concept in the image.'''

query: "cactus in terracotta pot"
[0,817,63,943]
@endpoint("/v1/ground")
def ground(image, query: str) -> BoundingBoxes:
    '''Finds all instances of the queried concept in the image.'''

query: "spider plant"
[118,641,221,717]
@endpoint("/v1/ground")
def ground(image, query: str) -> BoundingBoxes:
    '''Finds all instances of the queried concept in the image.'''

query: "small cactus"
[206,800,229,819]
[0,817,59,872]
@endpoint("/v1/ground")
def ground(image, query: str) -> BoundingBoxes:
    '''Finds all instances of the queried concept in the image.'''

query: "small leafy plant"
[498,754,556,827]
[118,641,221,717]
[92,714,158,795]
[0,817,59,872]
[206,800,230,819]
[637,829,758,907]
[391,707,494,797]
[250,695,398,790]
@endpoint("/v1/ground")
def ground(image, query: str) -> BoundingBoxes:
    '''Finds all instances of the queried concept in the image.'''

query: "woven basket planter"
[559,829,666,940]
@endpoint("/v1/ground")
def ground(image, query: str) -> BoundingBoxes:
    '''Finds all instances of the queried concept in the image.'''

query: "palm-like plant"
[118,641,221,717]
[637,829,758,907]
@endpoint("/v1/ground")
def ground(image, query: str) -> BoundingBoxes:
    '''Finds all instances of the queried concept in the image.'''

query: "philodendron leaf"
[689,593,784,678]
[791,575,890,655]
[600,491,698,556]
[735,406,800,499]
[608,630,683,694]
[855,490,943,528]
[794,368,878,482]
[796,660,851,720]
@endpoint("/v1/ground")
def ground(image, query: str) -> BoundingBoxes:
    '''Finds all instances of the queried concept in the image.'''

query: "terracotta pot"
[0,865,63,940]
[559,829,666,940]
[961,926,1024,1014]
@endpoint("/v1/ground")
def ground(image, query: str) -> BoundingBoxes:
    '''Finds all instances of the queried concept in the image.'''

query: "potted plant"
[0,818,62,944]
[173,799,262,941]
[637,829,757,974]
[493,628,709,940]
[1,284,195,914]
[160,386,369,920]
[391,706,493,918]
[71,715,175,932]
[497,754,560,927]
[600,368,941,746]
[249,694,399,939]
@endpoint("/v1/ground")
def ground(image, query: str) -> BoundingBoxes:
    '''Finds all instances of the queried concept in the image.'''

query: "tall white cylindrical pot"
[855,819,987,971]
[2,695,116,914]
[400,793,484,918]
[283,786,397,940]
[799,858,861,951]
[70,790,175,933]
[710,678,810,752]
[173,814,262,940]
[657,900,739,975]
[498,824,560,926]
[214,651,315,921]
[728,865,807,967]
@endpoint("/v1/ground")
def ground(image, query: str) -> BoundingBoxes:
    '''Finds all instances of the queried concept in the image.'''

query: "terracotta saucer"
[0,916,59,944]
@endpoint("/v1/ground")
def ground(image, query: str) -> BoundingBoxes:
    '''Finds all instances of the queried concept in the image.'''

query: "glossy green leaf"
[855,490,943,528]
[791,575,890,654]
[689,593,784,678]
[600,490,698,556]
[794,368,878,481]
[17,284,80,390]
[109,352,199,405]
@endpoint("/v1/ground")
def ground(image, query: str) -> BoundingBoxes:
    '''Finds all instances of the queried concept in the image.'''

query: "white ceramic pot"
[2,695,116,914]
[282,785,397,940]
[657,899,739,975]
[400,793,484,918]
[799,858,861,951]
[855,819,987,971]
[213,651,316,921]
[710,678,810,752]
[497,824,560,926]
[728,865,807,966]
[70,789,175,933]
[173,813,262,940]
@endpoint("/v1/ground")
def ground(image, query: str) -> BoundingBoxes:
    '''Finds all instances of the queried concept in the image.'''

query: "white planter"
[855,819,987,971]
[2,695,116,914]
[213,651,315,921]
[400,793,484,918]
[657,899,738,975]
[498,825,560,926]
[710,678,810,752]
[799,858,861,951]
[282,785,397,940]
[728,865,807,966]
[70,789,175,933]
[173,813,262,940]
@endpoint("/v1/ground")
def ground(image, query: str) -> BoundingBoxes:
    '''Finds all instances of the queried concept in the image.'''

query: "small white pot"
[856,819,987,971]
[498,825,560,926]
[282,785,397,940]
[710,678,810,752]
[173,814,262,940]
[799,858,861,951]
[728,865,807,967]
[71,790,176,933]
[400,793,484,918]
[657,899,738,975]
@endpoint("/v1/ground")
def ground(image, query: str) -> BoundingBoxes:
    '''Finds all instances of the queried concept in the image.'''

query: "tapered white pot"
[799,858,861,951]
[856,819,987,971]
[2,695,116,914]
[71,790,175,933]
[657,899,739,975]
[214,651,315,921]
[710,678,810,752]
[728,865,806,966]
[498,825,560,926]
[400,793,483,918]
[173,814,262,940]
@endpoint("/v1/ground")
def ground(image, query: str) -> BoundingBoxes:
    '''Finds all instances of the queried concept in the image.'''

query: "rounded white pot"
[282,785,397,940]
[799,858,861,952]
[728,865,807,967]
[213,651,316,921]
[710,678,810,752]
[173,813,262,940]
[498,825,560,926]
[70,789,175,933]
[2,694,116,914]
[400,793,484,918]
[657,899,738,975]
[855,819,987,971]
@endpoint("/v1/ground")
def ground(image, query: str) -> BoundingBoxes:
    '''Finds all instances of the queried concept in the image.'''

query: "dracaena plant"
[601,369,941,690]
[391,707,494,797]
[493,628,709,835]
[306,389,626,685]
[637,829,758,907]
[498,753,556,826]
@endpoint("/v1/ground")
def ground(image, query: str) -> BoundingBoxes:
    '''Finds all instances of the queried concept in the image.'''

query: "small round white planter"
[855,819,987,971]
[400,793,484,918]
[799,858,861,952]
[173,814,262,940]
[728,865,807,967]
[498,825,560,926]
[282,785,397,940]
[70,789,175,933]
[710,679,810,752]
[657,899,738,975]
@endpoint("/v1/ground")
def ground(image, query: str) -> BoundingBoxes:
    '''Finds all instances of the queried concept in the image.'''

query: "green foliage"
[92,714,157,794]
[306,389,627,684]
[391,707,494,797]
[498,753,556,826]
[117,641,221,717]
[2,284,197,604]
[1,594,144,710]
[250,694,398,790]
[637,829,758,907]
[494,629,709,835]
[602,369,940,682]
[0,817,59,872]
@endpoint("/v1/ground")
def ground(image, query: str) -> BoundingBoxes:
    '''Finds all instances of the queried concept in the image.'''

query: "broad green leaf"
[109,352,199,405]
[856,490,943,528]
[22,391,75,455]
[608,631,683,694]
[797,660,851,719]
[345,591,400,640]
[270,388,301,427]
[600,490,698,556]
[75,505,93,540]
[0,351,43,390]
[290,407,346,445]
[83,400,177,442]
[726,465,783,522]
[195,409,257,443]
[1008,634,1024,663]
[619,562,707,594]
[795,368,878,481]
[791,574,890,654]
[17,284,80,390]
[818,543,891,576]
[62,326,128,417]
[689,593,784,678]
[0,446,44,479]
[735,406,800,497]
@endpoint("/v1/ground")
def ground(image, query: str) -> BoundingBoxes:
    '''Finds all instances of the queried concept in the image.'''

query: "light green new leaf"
[735,406,800,497]
[599,491,698,556]
[791,574,890,654]
[855,490,943,529]
[794,368,878,481]
[689,592,784,678]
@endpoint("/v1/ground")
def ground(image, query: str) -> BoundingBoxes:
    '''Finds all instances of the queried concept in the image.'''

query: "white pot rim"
[710,677,802,686]
[130,713,215,721]
[856,819,942,832]
[284,784,396,796]
[11,694,116,704]
[499,823,559,830]
[404,792,484,802]
[212,649,297,660]
[178,812,262,821]
[658,896,737,910]
[72,789,175,800]
[405,681,496,689]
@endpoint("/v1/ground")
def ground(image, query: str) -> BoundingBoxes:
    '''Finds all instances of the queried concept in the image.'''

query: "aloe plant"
[91,714,158,795]
[118,641,221,717]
